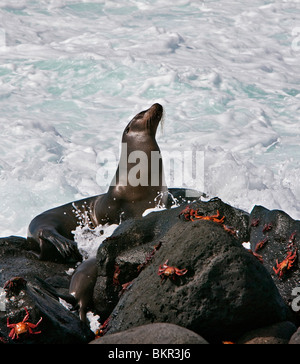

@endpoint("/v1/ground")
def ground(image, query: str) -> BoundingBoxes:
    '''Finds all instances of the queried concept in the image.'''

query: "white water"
[0,0,300,239]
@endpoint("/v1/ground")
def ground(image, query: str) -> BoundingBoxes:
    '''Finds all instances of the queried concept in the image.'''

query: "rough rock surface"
[0,236,72,295]
[0,236,94,344]
[95,199,290,343]
[1,197,300,344]
[90,323,208,344]
[289,326,300,344]
[249,205,300,310]
[237,321,297,344]
[93,197,250,319]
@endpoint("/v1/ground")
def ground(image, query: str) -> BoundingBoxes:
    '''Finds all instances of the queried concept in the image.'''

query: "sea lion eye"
[125,126,130,134]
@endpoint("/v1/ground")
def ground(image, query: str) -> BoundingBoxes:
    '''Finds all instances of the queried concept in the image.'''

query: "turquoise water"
[0,0,299,236]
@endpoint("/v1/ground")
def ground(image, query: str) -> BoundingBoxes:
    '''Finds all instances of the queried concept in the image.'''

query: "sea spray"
[73,223,118,260]
[0,0,299,237]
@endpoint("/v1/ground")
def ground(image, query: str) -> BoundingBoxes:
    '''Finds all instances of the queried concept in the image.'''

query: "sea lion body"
[69,257,98,324]
[27,103,167,262]
[92,103,167,224]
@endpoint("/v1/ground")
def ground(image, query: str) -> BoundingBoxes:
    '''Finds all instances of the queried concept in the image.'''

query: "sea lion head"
[123,103,163,139]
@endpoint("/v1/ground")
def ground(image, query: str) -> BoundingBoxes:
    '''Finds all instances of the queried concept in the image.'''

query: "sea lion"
[27,103,168,262]
[68,257,97,324]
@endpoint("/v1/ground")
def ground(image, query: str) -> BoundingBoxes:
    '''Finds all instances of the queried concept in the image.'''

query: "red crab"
[3,277,27,294]
[137,242,162,272]
[222,224,237,236]
[199,210,225,224]
[95,316,111,338]
[288,231,297,248]
[7,307,42,340]
[179,206,225,224]
[248,249,264,264]
[250,218,260,227]
[262,223,273,233]
[178,206,197,221]
[255,237,268,252]
[158,260,188,281]
[273,248,298,279]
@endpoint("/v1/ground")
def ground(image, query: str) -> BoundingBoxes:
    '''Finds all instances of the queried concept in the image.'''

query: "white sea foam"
[0,1,299,243]
[74,223,118,259]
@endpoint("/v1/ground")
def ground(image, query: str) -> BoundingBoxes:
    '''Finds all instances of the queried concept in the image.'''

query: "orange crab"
[201,210,225,224]
[255,237,268,252]
[248,249,264,264]
[179,206,199,221]
[95,316,111,338]
[222,224,237,236]
[158,260,188,281]
[273,248,298,279]
[7,307,42,340]
[179,207,225,224]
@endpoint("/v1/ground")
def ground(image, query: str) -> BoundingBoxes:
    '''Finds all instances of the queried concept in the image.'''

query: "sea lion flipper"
[34,276,78,307]
[38,228,82,262]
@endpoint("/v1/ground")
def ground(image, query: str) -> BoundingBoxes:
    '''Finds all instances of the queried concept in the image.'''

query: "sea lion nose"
[151,103,163,112]
[149,104,163,121]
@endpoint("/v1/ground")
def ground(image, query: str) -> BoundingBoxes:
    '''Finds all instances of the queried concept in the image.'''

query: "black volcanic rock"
[93,197,250,320]
[0,236,94,344]
[1,197,299,344]
[93,199,289,343]
[249,206,300,310]
[90,323,209,344]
